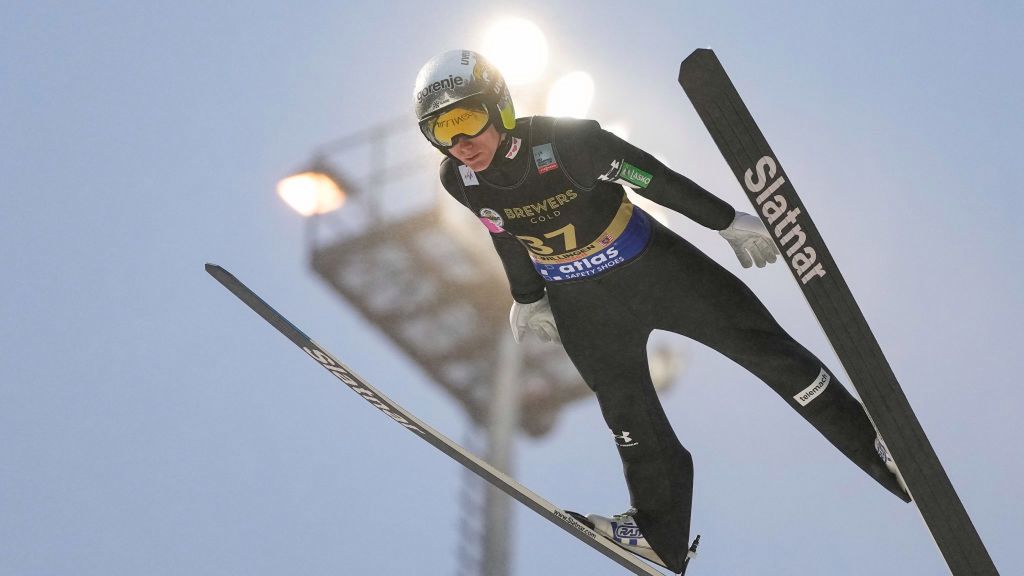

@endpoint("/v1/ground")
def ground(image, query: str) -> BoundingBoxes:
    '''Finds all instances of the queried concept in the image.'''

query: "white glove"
[509,294,561,344]
[719,211,780,268]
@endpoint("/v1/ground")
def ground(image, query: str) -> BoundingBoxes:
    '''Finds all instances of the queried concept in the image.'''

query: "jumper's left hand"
[719,212,780,268]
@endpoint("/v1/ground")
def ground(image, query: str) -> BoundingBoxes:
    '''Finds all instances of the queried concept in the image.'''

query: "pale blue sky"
[2,2,1021,575]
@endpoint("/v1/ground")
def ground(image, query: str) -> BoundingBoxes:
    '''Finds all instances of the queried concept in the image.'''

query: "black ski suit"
[439,116,907,573]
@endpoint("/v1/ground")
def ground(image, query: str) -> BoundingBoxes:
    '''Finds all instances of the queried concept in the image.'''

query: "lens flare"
[546,71,594,118]
[481,17,548,85]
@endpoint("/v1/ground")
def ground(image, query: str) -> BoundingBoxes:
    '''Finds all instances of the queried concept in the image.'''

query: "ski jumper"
[439,116,907,573]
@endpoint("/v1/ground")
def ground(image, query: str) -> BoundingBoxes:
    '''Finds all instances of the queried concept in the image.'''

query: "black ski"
[205,264,669,575]
[678,49,997,576]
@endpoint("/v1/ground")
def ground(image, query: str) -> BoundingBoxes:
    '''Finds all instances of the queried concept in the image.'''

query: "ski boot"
[586,509,667,567]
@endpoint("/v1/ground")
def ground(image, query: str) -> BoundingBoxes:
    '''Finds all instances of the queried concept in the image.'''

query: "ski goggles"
[420,101,492,148]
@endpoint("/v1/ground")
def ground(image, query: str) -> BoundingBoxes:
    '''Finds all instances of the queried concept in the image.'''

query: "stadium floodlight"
[481,17,548,86]
[276,170,346,216]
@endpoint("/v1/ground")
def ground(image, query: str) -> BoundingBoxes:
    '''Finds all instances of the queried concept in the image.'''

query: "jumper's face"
[449,125,501,172]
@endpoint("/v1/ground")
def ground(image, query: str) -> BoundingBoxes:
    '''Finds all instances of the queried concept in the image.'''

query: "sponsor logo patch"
[619,161,652,189]
[533,143,558,174]
[597,159,622,183]
[505,136,522,160]
[478,207,504,232]
[531,203,650,282]
[615,525,642,539]
[459,164,479,187]
[613,430,639,448]
[794,368,831,406]
[598,159,652,189]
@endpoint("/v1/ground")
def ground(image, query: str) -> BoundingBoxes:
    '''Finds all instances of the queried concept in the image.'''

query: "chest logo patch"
[505,136,522,160]
[532,143,559,174]
[459,164,479,187]
[478,208,505,232]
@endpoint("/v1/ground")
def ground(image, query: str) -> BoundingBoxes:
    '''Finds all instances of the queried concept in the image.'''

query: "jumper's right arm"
[439,160,547,304]
[488,233,547,304]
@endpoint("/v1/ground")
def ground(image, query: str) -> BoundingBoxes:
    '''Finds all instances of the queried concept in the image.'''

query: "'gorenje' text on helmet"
[414,50,515,148]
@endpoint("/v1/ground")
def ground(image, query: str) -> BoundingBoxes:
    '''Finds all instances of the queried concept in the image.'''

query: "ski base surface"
[678,49,997,576]
[205,264,668,575]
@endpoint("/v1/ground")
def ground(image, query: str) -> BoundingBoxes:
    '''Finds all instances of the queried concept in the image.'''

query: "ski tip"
[679,48,720,84]
[681,47,715,67]
[205,263,234,282]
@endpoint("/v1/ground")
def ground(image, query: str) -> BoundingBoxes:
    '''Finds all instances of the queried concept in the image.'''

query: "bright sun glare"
[546,71,594,118]
[480,17,548,85]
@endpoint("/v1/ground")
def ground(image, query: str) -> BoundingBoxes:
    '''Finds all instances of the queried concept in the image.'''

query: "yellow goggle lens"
[428,105,491,147]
